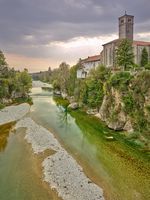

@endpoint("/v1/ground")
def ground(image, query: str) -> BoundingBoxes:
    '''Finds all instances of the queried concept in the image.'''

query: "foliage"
[13,97,33,105]
[131,71,150,94]
[140,47,148,67]
[0,103,5,110]
[0,50,32,104]
[108,71,132,91]
[122,93,135,114]
[84,65,110,109]
[145,62,150,70]
[0,50,7,67]
[115,39,134,70]
[67,65,78,96]
[52,79,61,91]
[50,62,70,93]
[58,62,70,93]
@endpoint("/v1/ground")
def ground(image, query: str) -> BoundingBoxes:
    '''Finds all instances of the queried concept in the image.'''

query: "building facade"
[77,55,101,79]
[102,13,150,68]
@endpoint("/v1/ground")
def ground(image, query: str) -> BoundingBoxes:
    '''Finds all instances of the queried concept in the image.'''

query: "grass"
[53,96,70,107]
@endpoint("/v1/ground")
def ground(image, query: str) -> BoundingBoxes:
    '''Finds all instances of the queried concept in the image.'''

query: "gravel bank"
[15,117,104,200]
[16,117,62,153]
[0,103,30,126]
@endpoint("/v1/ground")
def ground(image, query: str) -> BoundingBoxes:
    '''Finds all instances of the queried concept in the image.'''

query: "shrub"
[122,93,135,114]
[109,72,132,91]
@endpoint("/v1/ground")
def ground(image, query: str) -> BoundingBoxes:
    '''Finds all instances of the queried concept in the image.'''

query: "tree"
[58,62,70,93]
[0,50,9,78]
[67,65,78,96]
[17,69,32,97]
[141,47,148,67]
[0,51,32,104]
[0,50,7,66]
[85,65,110,110]
[115,39,134,70]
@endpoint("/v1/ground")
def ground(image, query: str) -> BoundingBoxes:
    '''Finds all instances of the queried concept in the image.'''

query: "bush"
[145,63,150,70]
[122,93,135,114]
[109,72,132,91]
[0,103,5,110]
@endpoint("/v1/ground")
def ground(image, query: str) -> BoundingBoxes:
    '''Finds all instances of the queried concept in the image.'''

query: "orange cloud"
[5,53,58,72]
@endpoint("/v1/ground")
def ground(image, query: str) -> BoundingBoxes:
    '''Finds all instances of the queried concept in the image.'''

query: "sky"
[0,0,150,72]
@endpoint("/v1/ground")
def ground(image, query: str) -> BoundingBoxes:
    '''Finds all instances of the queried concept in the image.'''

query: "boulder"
[54,90,61,96]
[2,98,13,104]
[123,120,134,132]
[108,120,125,131]
[68,102,78,110]
[87,109,98,115]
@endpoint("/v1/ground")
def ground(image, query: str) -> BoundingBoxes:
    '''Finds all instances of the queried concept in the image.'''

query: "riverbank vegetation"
[51,69,150,153]
[36,39,150,151]
[0,50,32,108]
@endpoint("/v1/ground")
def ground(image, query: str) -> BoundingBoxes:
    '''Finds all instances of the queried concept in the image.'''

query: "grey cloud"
[0,0,150,58]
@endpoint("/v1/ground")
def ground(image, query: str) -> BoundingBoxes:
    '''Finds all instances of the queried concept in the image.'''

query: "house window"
[128,18,132,22]
[121,19,124,23]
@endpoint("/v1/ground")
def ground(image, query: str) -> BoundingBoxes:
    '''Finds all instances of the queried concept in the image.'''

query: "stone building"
[102,13,150,68]
[77,55,101,78]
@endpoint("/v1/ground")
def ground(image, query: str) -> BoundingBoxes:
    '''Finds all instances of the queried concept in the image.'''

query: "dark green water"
[0,87,149,200]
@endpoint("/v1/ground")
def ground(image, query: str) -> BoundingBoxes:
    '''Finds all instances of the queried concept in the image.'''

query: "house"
[77,54,101,78]
[102,13,150,68]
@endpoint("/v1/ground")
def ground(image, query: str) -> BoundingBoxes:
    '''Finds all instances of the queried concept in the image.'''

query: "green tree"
[0,50,7,66]
[85,65,110,110]
[0,50,9,78]
[115,39,134,70]
[17,69,32,97]
[140,47,148,67]
[67,64,78,96]
[58,62,70,93]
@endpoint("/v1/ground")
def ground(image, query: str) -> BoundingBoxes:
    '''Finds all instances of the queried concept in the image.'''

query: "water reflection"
[0,123,14,152]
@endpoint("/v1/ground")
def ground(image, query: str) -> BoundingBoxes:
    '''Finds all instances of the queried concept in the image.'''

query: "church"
[102,13,150,68]
[77,13,150,78]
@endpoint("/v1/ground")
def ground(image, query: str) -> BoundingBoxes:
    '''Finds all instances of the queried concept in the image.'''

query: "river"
[0,86,149,200]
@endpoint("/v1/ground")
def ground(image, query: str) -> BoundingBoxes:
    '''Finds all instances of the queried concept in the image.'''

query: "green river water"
[0,87,149,200]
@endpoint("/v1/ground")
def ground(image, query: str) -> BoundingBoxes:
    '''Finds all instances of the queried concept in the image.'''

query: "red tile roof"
[133,40,150,46]
[103,39,150,46]
[81,55,101,63]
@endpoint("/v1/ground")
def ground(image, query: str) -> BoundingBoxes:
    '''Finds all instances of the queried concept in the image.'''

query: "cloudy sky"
[0,0,150,72]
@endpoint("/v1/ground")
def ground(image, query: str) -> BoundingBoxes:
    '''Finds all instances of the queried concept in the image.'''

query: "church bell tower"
[119,12,134,40]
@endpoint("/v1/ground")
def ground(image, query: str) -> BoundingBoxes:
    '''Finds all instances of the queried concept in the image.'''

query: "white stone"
[0,103,30,126]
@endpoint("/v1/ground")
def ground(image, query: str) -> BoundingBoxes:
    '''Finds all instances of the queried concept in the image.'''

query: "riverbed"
[0,84,149,200]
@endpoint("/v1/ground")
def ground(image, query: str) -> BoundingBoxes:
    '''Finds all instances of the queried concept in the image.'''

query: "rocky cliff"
[98,71,150,136]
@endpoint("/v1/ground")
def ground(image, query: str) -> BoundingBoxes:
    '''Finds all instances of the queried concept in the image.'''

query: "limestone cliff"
[99,88,133,131]
[99,71,150,135]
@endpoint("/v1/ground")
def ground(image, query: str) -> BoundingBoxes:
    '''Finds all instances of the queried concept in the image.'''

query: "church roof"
[119,14,134,19]
[133,40,150,46]
[102,39,119,46]
[103,39,150,46]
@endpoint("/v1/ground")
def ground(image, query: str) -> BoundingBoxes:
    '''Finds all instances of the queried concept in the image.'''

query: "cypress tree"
[115,39,134,70]
[141,47,148,67]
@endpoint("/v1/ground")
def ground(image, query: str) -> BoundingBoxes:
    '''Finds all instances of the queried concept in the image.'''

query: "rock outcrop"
[99,88,131,131]
[68,102,79,110]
